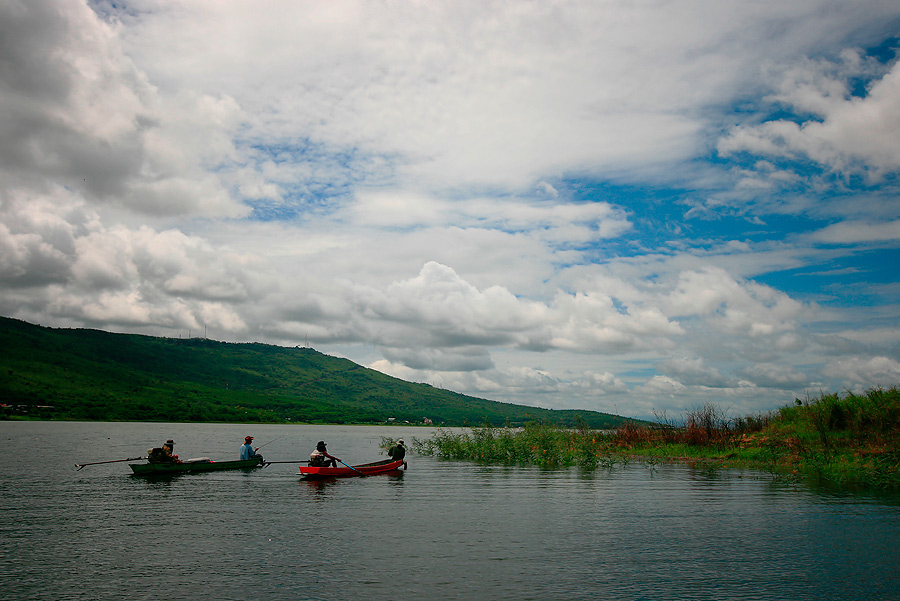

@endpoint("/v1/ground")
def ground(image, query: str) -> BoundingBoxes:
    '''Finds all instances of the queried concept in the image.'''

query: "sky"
[2,0,900,420]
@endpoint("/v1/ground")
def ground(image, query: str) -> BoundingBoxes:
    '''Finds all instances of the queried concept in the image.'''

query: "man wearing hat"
[309,441,339,467]
[162,439,176,459]
[148,439,180,463]
[388,438,406,461]
[240,436,262,461]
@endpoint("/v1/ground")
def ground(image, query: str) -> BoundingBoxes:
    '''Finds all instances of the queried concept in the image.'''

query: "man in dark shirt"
[388,439,406,461]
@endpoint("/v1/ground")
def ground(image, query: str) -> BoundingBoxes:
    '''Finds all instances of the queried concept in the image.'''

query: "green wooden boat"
[129,457,264,475]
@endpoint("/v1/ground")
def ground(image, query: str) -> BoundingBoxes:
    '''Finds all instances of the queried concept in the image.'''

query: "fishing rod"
[75,457,146,471]
[255,436,284,450]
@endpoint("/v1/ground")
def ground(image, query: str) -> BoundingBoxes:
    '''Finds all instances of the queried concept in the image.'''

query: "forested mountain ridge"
[0,316,640,428]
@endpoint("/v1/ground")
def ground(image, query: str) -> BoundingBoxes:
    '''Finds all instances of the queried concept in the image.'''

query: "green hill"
[0,316,640,428]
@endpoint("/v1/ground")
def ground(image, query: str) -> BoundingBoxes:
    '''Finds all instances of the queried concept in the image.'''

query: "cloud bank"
[2,0,900,419]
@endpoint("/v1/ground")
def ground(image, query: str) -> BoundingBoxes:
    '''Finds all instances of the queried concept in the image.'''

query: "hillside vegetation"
[0,316,637,428]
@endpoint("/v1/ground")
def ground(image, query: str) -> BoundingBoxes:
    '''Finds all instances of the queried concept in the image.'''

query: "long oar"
[338,458,365,476]
[75,457,145,471]
[259,460,307,468]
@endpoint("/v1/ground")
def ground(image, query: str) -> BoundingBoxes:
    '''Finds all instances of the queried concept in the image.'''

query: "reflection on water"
[2,421,899,601]
[301,470,405,494]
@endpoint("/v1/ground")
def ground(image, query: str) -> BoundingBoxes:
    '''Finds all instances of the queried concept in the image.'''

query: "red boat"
[300,458,407,478]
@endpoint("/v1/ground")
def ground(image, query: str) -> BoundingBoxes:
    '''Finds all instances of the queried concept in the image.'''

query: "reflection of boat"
[129,457,264,475]
[300,458,406,479]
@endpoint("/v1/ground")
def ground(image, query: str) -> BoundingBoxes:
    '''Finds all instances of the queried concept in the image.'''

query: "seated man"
[240,436,263,462]
[309,441,339,467]
[148,439,180,463]
[388,438,406,461]
[147,447,168,463]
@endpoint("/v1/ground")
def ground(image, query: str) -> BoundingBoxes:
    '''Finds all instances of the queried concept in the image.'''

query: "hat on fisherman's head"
[245,436,254,442]
[398,439,404,445]
[166,439,174,444]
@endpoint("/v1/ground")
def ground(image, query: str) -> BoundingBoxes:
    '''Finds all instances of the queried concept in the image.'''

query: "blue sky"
[2,1,899,420]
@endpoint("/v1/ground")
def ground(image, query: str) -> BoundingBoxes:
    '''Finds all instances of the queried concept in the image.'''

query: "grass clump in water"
[412,386,900,489]
[412,419,621,469]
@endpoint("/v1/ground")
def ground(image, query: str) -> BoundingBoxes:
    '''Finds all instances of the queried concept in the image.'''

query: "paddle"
[338,458,365,476]
[75,457,145,471]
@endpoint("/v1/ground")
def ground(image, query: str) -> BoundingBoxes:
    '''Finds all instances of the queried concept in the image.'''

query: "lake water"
[2,421,899,601]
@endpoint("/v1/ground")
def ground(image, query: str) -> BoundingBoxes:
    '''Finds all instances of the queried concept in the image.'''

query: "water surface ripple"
[2,422,898,600]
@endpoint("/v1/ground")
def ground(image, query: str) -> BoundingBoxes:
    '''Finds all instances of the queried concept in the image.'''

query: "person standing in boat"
[387,438,406,461]
[309,441,339,467]
[240,436,263,461]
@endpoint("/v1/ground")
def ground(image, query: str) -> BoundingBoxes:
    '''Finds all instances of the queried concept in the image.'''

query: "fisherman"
[148,439,180,463]
[240,436,263,462]
[387,438,406,461]
[309,441,339,468]
[162,439,176,458]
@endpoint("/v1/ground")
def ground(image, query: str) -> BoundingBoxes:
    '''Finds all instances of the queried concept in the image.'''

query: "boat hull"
[129,457,264,475]
[300,458,406,478]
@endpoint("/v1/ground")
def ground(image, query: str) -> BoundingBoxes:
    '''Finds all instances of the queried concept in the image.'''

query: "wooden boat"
[300,458,406,479]
[129,457,264,475]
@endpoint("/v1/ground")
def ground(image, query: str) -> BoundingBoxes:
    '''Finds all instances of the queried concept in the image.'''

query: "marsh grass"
[412,421,625,469]
[413,386,900,489]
